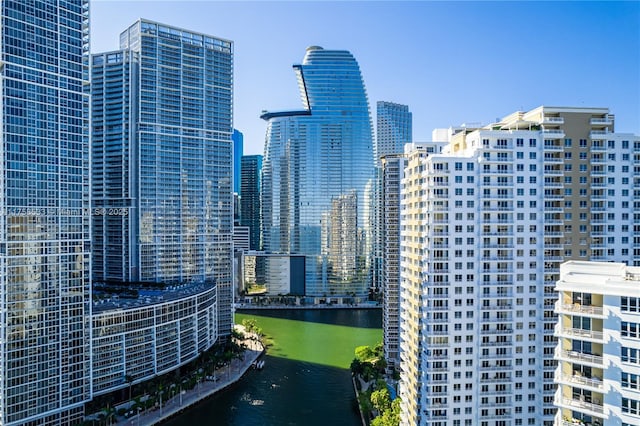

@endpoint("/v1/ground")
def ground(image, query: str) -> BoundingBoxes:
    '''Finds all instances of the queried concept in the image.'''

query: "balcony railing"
[555,371,604,390]
[555,396,604,415]
[555,347,603,365]
[555,324,603,341]
[555,302,604,317]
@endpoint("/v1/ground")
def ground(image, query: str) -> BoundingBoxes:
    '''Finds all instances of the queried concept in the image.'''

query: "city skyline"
[91,1,640,154]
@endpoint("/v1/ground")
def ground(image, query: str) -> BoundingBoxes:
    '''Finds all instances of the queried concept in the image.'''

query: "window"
[623,398,639,415]
[622,322,639,338]
[622,297,640,313]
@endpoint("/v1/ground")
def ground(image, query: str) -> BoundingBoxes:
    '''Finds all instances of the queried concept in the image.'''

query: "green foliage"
[358,392,372,417]
[371,398,401,426]
[355,345,376,362]
[370,388,391,413]
[350,358,364,376]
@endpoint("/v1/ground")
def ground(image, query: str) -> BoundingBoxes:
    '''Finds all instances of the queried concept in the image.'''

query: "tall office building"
[240,155,263,250]
[261,46,374,297]
[397,106,639,425]
[233,129,243,195]
[554,261,640,426]
[376,101,412,162]
[91,20,234,335]
[0,1,91,424]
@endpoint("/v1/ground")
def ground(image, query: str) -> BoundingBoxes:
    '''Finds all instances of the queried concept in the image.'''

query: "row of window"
[622,297,640,313]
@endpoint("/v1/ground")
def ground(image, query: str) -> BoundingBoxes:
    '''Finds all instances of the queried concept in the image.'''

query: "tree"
[370,388,391,413]
[350,358,364,377]
[371,398,401,426]
[124,374,134,401]
[355,345,375,362]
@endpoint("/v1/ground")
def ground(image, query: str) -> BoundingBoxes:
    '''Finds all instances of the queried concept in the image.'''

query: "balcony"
[555,347,603,366]
[554,396,605,416]
[543,116,565,125]
[555,302,604,318]
[542,129,566,139]
[555,371,604,391]
[554,324,603,341]
[589,131,609,140]
[590,116,613,126]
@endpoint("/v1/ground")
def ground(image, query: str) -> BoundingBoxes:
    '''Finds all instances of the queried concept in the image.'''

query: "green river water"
[164,308,382,426]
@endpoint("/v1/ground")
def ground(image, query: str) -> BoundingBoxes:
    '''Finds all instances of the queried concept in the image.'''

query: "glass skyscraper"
[240,155,263,251]
[261,46,374,297]
[91,20,234,336]
[0,1,91,424]
[376,101,412,161]
[233,129,243,194]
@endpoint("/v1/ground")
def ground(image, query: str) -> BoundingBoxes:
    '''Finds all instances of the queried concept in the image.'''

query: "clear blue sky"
[91,1,640,155]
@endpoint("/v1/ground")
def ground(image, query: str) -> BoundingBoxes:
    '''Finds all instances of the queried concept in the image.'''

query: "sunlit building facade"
[398,107,639,426]
[554,261,640,426]
[91,19,234,336]
[91,285,218,395]
[376,101,412,162]
[0,1,91,424]
[261,46,374,297]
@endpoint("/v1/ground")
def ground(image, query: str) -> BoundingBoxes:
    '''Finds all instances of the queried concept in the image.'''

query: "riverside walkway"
[117,336,264,426]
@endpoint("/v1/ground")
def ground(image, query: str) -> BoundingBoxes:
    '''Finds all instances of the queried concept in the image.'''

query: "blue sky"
[91,1,640,155]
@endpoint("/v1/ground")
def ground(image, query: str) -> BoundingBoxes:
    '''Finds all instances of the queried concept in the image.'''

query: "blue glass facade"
[376,101,412,161]
[0,0,91,424]
[261,47,374,297]
[233,129,243,194]
[92,20,234,336]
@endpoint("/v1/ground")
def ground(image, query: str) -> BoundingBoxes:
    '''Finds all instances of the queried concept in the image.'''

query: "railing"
[555,325,603,340]
[555,347,603,365]
[555,396,604,414]
[555,371,604,390]
[556,302,604,316]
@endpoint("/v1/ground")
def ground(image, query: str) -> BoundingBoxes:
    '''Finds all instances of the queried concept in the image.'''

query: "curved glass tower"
[261,46,374,297]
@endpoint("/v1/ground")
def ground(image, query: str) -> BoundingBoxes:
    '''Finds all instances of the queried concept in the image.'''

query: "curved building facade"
[91,285,217,395]
[261,47,374,297]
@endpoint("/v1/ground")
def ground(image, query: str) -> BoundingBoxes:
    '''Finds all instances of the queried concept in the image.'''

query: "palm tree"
[124,374,134,401]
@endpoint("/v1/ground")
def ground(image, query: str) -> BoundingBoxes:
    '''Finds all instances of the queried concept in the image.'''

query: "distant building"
[0,1,91,423]
[554,261,640,426]
[233,129,244,194]
[240,155,263,250]
[397,106,639,426]
[241,253,306,296]
[91,19,234,339]
[372,102,412,297]
[233,225,251,252]
[376,101,412,162]
[261,46,374,297]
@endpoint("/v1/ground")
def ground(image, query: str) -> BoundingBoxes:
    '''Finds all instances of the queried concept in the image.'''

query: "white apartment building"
[397,106,639,426]
[554,261,640,426]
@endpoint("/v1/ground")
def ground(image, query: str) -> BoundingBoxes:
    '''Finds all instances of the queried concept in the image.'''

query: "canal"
[163,308,382,426]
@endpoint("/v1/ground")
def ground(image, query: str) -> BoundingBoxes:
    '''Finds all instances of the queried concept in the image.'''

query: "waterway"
[163,308,382,426]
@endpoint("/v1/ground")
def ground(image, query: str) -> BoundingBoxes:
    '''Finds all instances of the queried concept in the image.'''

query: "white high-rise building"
[554,261,640,426]
[381,143,445,373]
[397,106,639,426]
